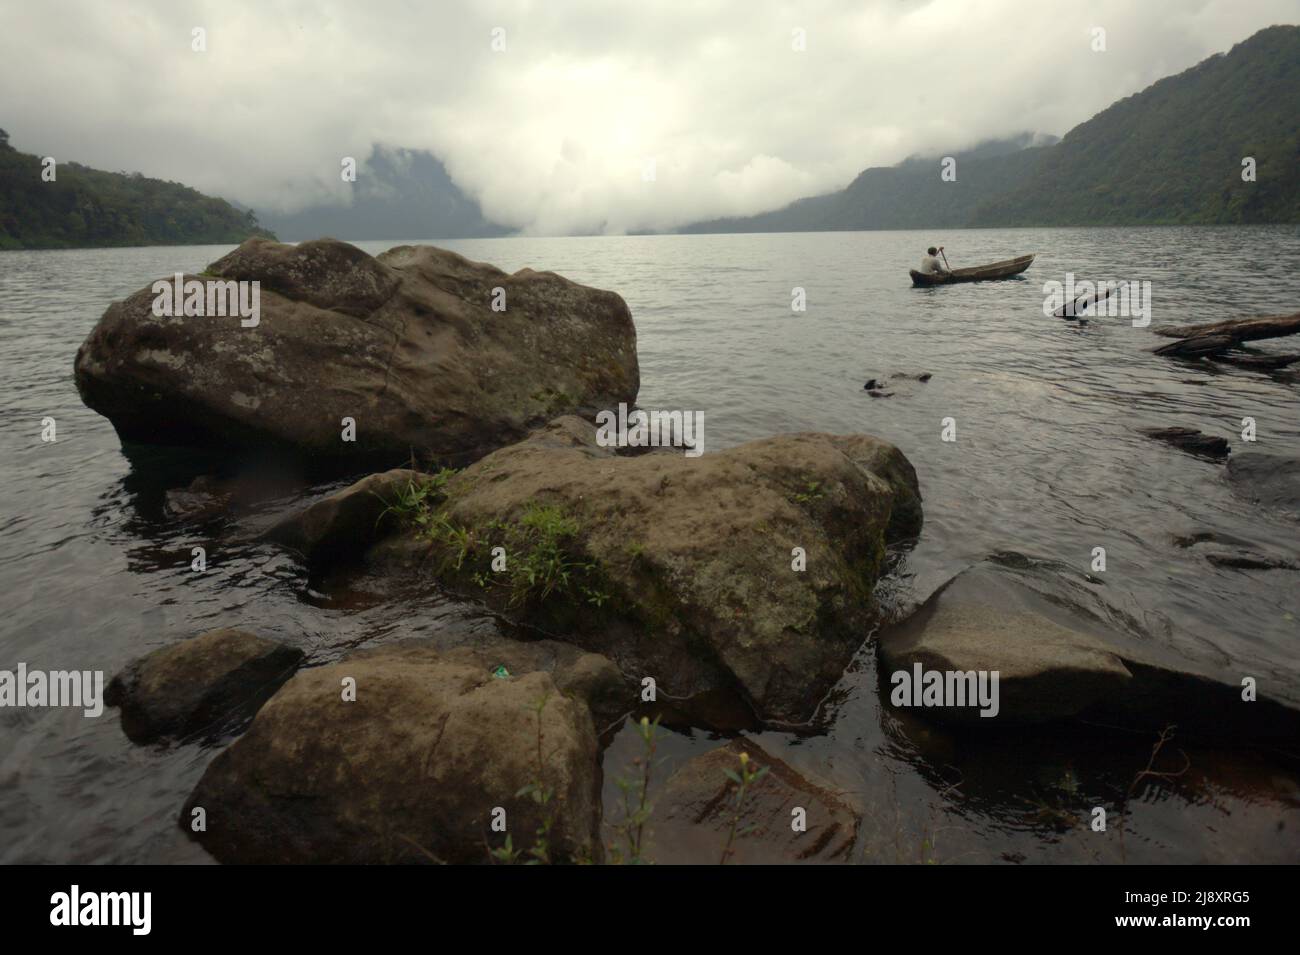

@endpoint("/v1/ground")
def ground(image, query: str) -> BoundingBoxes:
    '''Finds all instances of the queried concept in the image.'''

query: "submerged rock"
[105,628,303,744]
[1226,452,1300,518]
[647,739,859,864]
[1171,531,1297,570]
[163,467,307,522]
[863,372,930,397]
[303,415,922,724]
[1172,530,1255,549]
[1204,551,1299,571]
[880,565,1132,724]
[181,640,613,864]
[264,467,435,564]
[879,562,1300,737]
[163,474,233,521]
[1140,426,1229,461]
[74,237,639,466]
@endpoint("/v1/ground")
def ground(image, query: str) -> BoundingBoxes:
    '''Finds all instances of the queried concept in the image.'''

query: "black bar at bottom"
[0,863,1280,941]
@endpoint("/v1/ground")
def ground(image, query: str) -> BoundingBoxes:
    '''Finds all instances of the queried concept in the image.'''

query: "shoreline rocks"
[68,235,1300,866]
[879,561,1300,738]
[105,628,303,744]
[74,237,639,466]
[275,415,923,725]
[880,565,1132,725]
[181,640,617,864]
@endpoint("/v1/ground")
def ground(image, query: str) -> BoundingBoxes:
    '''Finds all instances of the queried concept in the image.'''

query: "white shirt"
[919,254,945,275]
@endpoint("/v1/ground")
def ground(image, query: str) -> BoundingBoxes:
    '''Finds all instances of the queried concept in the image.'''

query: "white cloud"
[0,0,1293,233]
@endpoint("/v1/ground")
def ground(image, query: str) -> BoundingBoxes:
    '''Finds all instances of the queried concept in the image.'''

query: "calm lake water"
[1,226,1298,863]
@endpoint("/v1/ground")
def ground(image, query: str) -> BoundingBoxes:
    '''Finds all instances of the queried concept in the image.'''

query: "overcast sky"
[1,0,1294,234]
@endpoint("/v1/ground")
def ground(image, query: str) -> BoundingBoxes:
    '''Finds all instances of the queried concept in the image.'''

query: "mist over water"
[2,226,1298,863]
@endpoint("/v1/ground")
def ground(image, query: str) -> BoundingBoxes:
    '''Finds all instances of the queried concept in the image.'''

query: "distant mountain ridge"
[0,129,274,250]
[682,133,1058,234]
[259,145,509,242]
[683,24,1300,233]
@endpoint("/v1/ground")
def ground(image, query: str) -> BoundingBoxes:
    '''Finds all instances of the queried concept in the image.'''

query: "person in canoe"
[919,246,949,276]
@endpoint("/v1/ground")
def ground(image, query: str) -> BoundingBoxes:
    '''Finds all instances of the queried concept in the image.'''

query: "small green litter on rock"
[491,664,510,679]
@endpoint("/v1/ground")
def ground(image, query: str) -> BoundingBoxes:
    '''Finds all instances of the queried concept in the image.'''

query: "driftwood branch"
[1152,312,1300,365]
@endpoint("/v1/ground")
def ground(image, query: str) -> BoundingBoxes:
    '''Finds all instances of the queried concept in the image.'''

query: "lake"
[1,226,1298,862]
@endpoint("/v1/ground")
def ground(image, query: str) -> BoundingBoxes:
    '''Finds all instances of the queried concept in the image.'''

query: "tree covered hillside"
[0,129,275,250]
[975,25,1300,225]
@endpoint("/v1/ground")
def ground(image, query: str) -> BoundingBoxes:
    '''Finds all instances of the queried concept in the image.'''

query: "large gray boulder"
[181,640,617,864]
[309,415,922,724]
[74,238,639,465]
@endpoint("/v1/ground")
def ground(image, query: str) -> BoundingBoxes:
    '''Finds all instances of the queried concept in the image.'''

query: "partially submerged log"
[1211,351,1300,370]
[1154,333,1235,357]
[1154,312,1300,341]
[1152,312,1300,361]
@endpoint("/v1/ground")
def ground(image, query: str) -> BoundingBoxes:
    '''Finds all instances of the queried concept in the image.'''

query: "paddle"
[939,247,951,272]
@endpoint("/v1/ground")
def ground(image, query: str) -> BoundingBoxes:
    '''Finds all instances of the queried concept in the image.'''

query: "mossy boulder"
[292,416,922,724]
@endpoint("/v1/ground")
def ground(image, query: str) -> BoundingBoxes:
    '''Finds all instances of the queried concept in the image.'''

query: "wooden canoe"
[909,254,1034,286]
